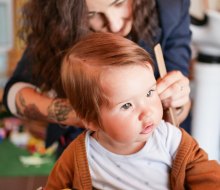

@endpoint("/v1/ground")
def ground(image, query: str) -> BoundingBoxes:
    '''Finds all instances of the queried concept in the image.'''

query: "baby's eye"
[146,90,155,97]
[121,103,132,110]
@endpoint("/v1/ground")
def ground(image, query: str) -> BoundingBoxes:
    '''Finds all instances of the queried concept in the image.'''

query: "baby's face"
[98,64,163,153]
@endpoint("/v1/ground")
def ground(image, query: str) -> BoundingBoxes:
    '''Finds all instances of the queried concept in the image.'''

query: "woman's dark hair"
[20,0,158,97]
[132,0,159,44]
[20,0,89,96]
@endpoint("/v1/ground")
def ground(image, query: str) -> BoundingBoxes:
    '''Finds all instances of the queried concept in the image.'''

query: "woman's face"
[86,0,133,36]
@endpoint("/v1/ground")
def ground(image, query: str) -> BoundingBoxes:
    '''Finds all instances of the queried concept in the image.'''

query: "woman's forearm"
[15,87,82,127]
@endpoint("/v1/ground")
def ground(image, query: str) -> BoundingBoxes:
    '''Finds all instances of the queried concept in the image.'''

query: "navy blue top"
[3,0,191,155]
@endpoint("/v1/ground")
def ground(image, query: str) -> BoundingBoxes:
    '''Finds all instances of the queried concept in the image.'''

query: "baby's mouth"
[140,123,154,134]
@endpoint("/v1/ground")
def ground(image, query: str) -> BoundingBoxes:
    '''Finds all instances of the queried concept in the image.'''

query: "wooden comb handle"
[154,44,179,127]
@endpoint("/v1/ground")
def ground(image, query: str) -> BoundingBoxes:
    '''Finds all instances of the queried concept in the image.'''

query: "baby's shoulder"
[155,120,182,155]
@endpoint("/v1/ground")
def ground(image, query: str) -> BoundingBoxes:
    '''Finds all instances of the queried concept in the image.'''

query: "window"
[0,0,13,53]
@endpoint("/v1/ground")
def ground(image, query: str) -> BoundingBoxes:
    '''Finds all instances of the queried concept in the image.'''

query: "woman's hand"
[156,70,191,123]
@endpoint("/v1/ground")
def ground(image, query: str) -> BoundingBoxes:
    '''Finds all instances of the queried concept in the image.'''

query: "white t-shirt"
[86,120,182,190]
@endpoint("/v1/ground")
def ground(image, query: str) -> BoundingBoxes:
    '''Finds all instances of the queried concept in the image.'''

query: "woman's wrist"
[48,98,73,124]
[162,100,191,125]
[175,106,184,116]
[175,100,191,124]
[48,98,84,127]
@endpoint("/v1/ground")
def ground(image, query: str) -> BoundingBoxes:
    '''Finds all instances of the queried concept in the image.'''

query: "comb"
[154,44,179,127]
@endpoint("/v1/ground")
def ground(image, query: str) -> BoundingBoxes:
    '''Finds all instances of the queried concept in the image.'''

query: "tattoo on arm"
[16,92,48,121]
[15,91,72,123]
[48,99,73,123]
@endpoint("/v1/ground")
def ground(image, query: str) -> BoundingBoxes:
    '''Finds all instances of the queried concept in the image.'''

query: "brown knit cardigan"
[45,129,220,190]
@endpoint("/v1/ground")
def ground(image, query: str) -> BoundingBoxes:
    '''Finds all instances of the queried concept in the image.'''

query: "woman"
[3,0,191,157]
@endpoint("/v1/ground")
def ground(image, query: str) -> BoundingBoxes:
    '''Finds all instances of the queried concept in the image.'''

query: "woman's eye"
[146,90,155,97]
[115,0,126,7]
[121,103,132,110]
[88,12,96,18]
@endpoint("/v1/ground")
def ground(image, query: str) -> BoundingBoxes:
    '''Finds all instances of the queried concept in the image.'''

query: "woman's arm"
[3,50,83,127]
[159,0,192,77]
[15,87,82,127]
[156,0,192,125]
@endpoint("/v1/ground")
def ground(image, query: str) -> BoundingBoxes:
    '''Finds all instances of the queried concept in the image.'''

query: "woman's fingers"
[157,70,190,108]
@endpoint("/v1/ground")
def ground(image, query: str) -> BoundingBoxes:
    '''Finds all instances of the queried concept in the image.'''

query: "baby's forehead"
[100,61,152,71]
[100,63,153,79]
[100,64,155,93]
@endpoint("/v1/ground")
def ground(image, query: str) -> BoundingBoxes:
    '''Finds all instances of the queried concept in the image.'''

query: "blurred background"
[0,0,219,189]
[189,0,220,163]
[0,1,55,189]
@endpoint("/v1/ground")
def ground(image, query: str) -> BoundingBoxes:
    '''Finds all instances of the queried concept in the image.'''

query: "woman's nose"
[105,11,123,33]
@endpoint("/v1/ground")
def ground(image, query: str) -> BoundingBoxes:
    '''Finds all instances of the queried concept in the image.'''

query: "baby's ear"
[82,120,98,131]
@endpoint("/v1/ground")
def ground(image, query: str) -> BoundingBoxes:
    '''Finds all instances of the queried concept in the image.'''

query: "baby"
[45,32,220,190]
